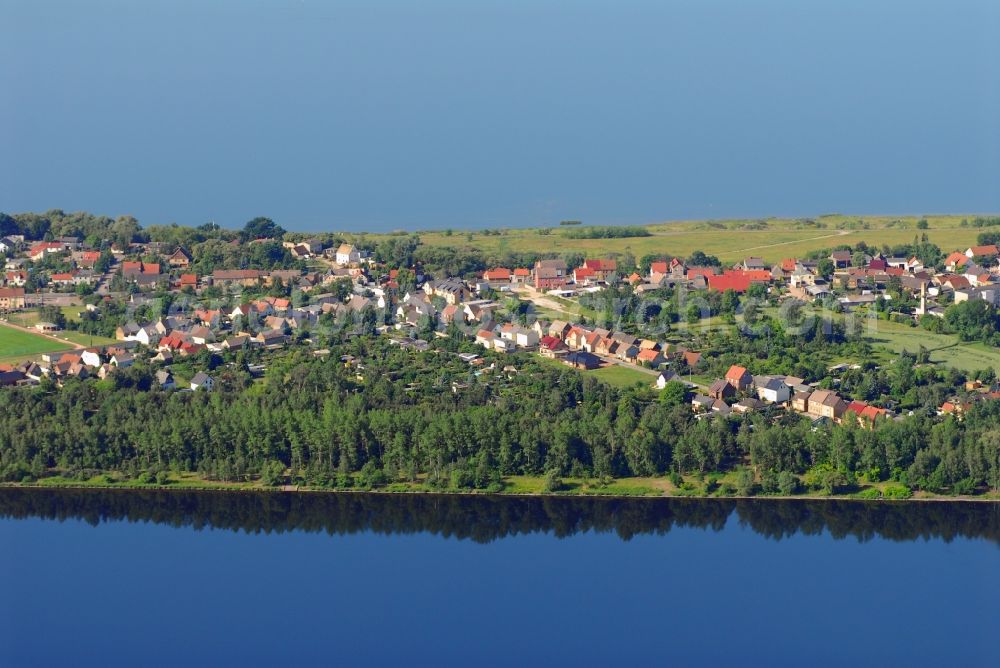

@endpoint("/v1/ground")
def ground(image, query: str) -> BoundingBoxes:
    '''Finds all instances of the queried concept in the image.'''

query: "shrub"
[882,483,913,500]
[544,469,564,493]
[735,467,756,496]
[777,471,799,496]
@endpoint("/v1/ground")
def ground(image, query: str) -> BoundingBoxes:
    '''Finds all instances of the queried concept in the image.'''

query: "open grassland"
[5,308,117,349]
[0,322,74,363]
[587,364,656,388]
[404,214,988,263]
[865,319,1000,371]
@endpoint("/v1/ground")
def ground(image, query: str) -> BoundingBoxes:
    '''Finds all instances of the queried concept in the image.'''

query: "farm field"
[394,214,989,264]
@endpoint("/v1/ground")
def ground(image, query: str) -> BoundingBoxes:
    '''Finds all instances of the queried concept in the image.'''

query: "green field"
[587,364,656,388]
[3,307,116,351]
[864,319,1000,371]
[0,322,75,363]
[397,214,988,264]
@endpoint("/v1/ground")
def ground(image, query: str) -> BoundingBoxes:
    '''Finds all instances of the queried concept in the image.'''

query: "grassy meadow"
[587,364,657,388]
[0,322,75,363]
[397,214,988,264]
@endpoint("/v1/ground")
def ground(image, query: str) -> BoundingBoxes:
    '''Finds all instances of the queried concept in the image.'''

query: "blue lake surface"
[0,489,996,666]
[2,0,999,231]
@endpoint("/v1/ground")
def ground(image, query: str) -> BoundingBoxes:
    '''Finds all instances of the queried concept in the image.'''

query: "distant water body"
[0,488,997,667]
[2,1,999,233]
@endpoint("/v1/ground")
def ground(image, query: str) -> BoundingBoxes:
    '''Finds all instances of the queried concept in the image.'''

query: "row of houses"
[690,364,891,425]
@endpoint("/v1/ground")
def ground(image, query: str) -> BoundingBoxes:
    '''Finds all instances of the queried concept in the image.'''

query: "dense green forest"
[2,335,998,496]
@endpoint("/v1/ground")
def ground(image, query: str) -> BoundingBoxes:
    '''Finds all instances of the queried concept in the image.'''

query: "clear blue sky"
[2,0,998,232]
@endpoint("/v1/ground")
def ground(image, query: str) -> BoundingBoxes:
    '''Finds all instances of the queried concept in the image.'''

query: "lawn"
[587,364,656,388]
[864,318,1000,371]
[0,322,75,362]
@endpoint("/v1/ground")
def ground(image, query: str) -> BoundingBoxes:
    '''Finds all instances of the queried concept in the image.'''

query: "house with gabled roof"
[482,267,512,282]
[168,248,191,268]
[691,394,715,413]
[539,335,566,357]
[155,370,176,390]
[805,389,847,421]
[708,378,735,400]
[725,365,753,390]
[655,370,681,389]
[965,245,999,259]
[830,250,852,268]
[190,372,214,391]
[754,376,790,403]
[636,348,665,368]
[0,287,26,309]
[564,350,601,369]
[733,397,765,414]
[945,252,971,272]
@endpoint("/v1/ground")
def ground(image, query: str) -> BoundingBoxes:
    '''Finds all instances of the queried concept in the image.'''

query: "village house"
[168,248,191,268]
[0,287,27,309]
[564,326,588,351]
[212,269,265,287]
[845,400,889,427]
[581,258,617,282]
[581,330,602,353]
[965,245,999,259]
[548,320,571,339]
[463,300,496,322]
[256,330,287,348]
[708,379,735,400]
[754,376,791,403]
[563,350,601,370]
[30,241,66,261]
[80,349,103,368]
[121,261,160,279]
[805,389,848,421]
[335,243,361,265]
[110,352,134,368]
[636,348,665,368]
[0,236,21,254]
[482,267,512,283]
[539,335,566,358]
[4,271,28,287]
[190,372,214,391]
[511,267,531,284]
[944,252,971,272]
[725,365,753,391]
[649,261,671,285]
[829,250,852,268]
[533,259,568,290]
[691,394,715,413]
[655,370,681,389]
[733,397,765,414]
[223,334,252,350]
[616,344,640,364]
[424,278,468,305]
[155,370,176,390]
[681,350,703,368]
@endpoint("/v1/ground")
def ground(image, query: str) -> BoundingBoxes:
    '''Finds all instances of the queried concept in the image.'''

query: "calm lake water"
[0,489,997,667]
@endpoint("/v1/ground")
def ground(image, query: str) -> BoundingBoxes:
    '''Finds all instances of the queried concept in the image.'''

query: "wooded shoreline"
[4,480,998,504]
